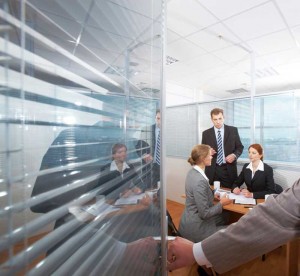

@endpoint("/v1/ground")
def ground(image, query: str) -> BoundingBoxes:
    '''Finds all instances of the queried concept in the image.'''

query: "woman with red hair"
[232,144,276,199]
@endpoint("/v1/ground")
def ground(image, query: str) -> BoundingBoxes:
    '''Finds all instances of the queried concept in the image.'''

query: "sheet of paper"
[231,194,256,205]
[114,192,146,206]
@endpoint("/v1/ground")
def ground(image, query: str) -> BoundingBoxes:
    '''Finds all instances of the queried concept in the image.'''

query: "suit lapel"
[223,125,230,145]
[251,170,261,183]
[209,127,217,149]
[244,168,253,186]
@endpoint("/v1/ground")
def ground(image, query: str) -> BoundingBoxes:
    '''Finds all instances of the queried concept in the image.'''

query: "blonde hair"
[187,144,210,166]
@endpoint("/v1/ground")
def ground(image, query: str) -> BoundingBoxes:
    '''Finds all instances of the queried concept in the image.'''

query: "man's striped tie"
[156,130,161,165]
[217,130,223,165]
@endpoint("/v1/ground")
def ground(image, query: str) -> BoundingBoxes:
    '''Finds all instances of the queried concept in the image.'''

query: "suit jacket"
[178,168,223,242]
[96,162,145,200]
[201,178,300,274]
[232,162,276,199]
[201,124,244,184]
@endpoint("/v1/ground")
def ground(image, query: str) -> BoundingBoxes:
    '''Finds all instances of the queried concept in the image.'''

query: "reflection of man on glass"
[201,108,244,188]
[136,110,161,189]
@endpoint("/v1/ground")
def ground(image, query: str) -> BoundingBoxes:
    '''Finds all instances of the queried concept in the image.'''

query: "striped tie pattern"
[217,130,223,165]
[155,129,161,165]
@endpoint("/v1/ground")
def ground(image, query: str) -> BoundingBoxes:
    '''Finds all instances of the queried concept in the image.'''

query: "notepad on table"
[233,195,256,205]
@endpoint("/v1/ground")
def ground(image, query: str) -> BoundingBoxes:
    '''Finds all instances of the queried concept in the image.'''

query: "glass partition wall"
[0,1,165,275]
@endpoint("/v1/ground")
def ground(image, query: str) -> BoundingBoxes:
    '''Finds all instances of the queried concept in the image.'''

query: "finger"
[167,246,175,262]
[167,259,178,271]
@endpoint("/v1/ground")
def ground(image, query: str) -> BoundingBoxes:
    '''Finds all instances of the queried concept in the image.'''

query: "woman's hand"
[139,194,152,206]
[214,192,220,201]
[233,187,241,195]
[220,194,232,206]
[242,189,253,198]
[132,186,142,195]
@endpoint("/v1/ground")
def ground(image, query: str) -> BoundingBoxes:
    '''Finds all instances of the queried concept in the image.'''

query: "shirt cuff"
[193,242,212,268]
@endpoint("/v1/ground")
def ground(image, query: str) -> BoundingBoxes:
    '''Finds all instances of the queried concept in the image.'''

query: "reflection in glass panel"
[0,1,164,275]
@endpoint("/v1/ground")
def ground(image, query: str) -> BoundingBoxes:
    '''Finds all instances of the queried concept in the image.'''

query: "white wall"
[166,156,300,204]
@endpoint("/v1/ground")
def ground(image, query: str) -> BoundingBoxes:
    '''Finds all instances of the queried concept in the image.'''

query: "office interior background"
[0,0,300,275]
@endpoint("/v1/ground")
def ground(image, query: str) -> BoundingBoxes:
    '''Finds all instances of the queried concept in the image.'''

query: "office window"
[166,105,197,157]
[167,92,300,166]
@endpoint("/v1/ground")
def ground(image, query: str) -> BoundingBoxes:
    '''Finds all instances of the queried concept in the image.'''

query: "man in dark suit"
[167,178,300,274]
[201,108,244,188]
[135,109,161,189]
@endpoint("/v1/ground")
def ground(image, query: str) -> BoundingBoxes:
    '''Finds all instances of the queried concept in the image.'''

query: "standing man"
[135,110,161,189]
[201,108,244,188]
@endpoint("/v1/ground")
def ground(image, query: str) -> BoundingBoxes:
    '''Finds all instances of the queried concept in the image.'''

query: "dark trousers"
[215,164,232,189]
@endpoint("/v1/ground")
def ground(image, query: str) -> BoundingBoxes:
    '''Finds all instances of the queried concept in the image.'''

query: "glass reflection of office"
[0,1,165,275]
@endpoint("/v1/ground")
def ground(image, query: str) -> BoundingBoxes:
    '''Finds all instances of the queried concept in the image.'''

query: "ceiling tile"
[247,30,296,56]
[276,0,300,27]
[212,45,250,64]
[167,0,218,36]
[185,53,226,73]
[167,39,206,62]
[223,2,286,41]
[196,0,267,20]
[258,48,300,67]
[291,25,300,47]
[108,0,162,19]
[167,29,182,44]
[187,27,232,52]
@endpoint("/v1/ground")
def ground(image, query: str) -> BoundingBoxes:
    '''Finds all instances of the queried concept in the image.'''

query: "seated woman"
[232,143,276,199]
[98,143,144,200]
[179,144,231,243]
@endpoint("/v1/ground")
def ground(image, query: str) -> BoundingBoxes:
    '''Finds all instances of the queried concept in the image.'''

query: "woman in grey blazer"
[179,144,231,242]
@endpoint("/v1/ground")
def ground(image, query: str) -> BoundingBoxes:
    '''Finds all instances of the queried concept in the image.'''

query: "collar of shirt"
[110,160,130,173]
[193,165,209,181]
[246,160,264,172]
[214,125,224,137]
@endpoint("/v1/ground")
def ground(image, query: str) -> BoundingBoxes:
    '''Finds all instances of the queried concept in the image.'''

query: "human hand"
[139,194,152,206]
[120,237,159,275]
[143,154,153,163]
[132,186,142,195]
[167,237,196,271]
[210,148,217,156]
[220,194,232,206]
[242,189,253,198]
[233,187,241,195]
[225,154,236,163]
[214,192,220,201]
